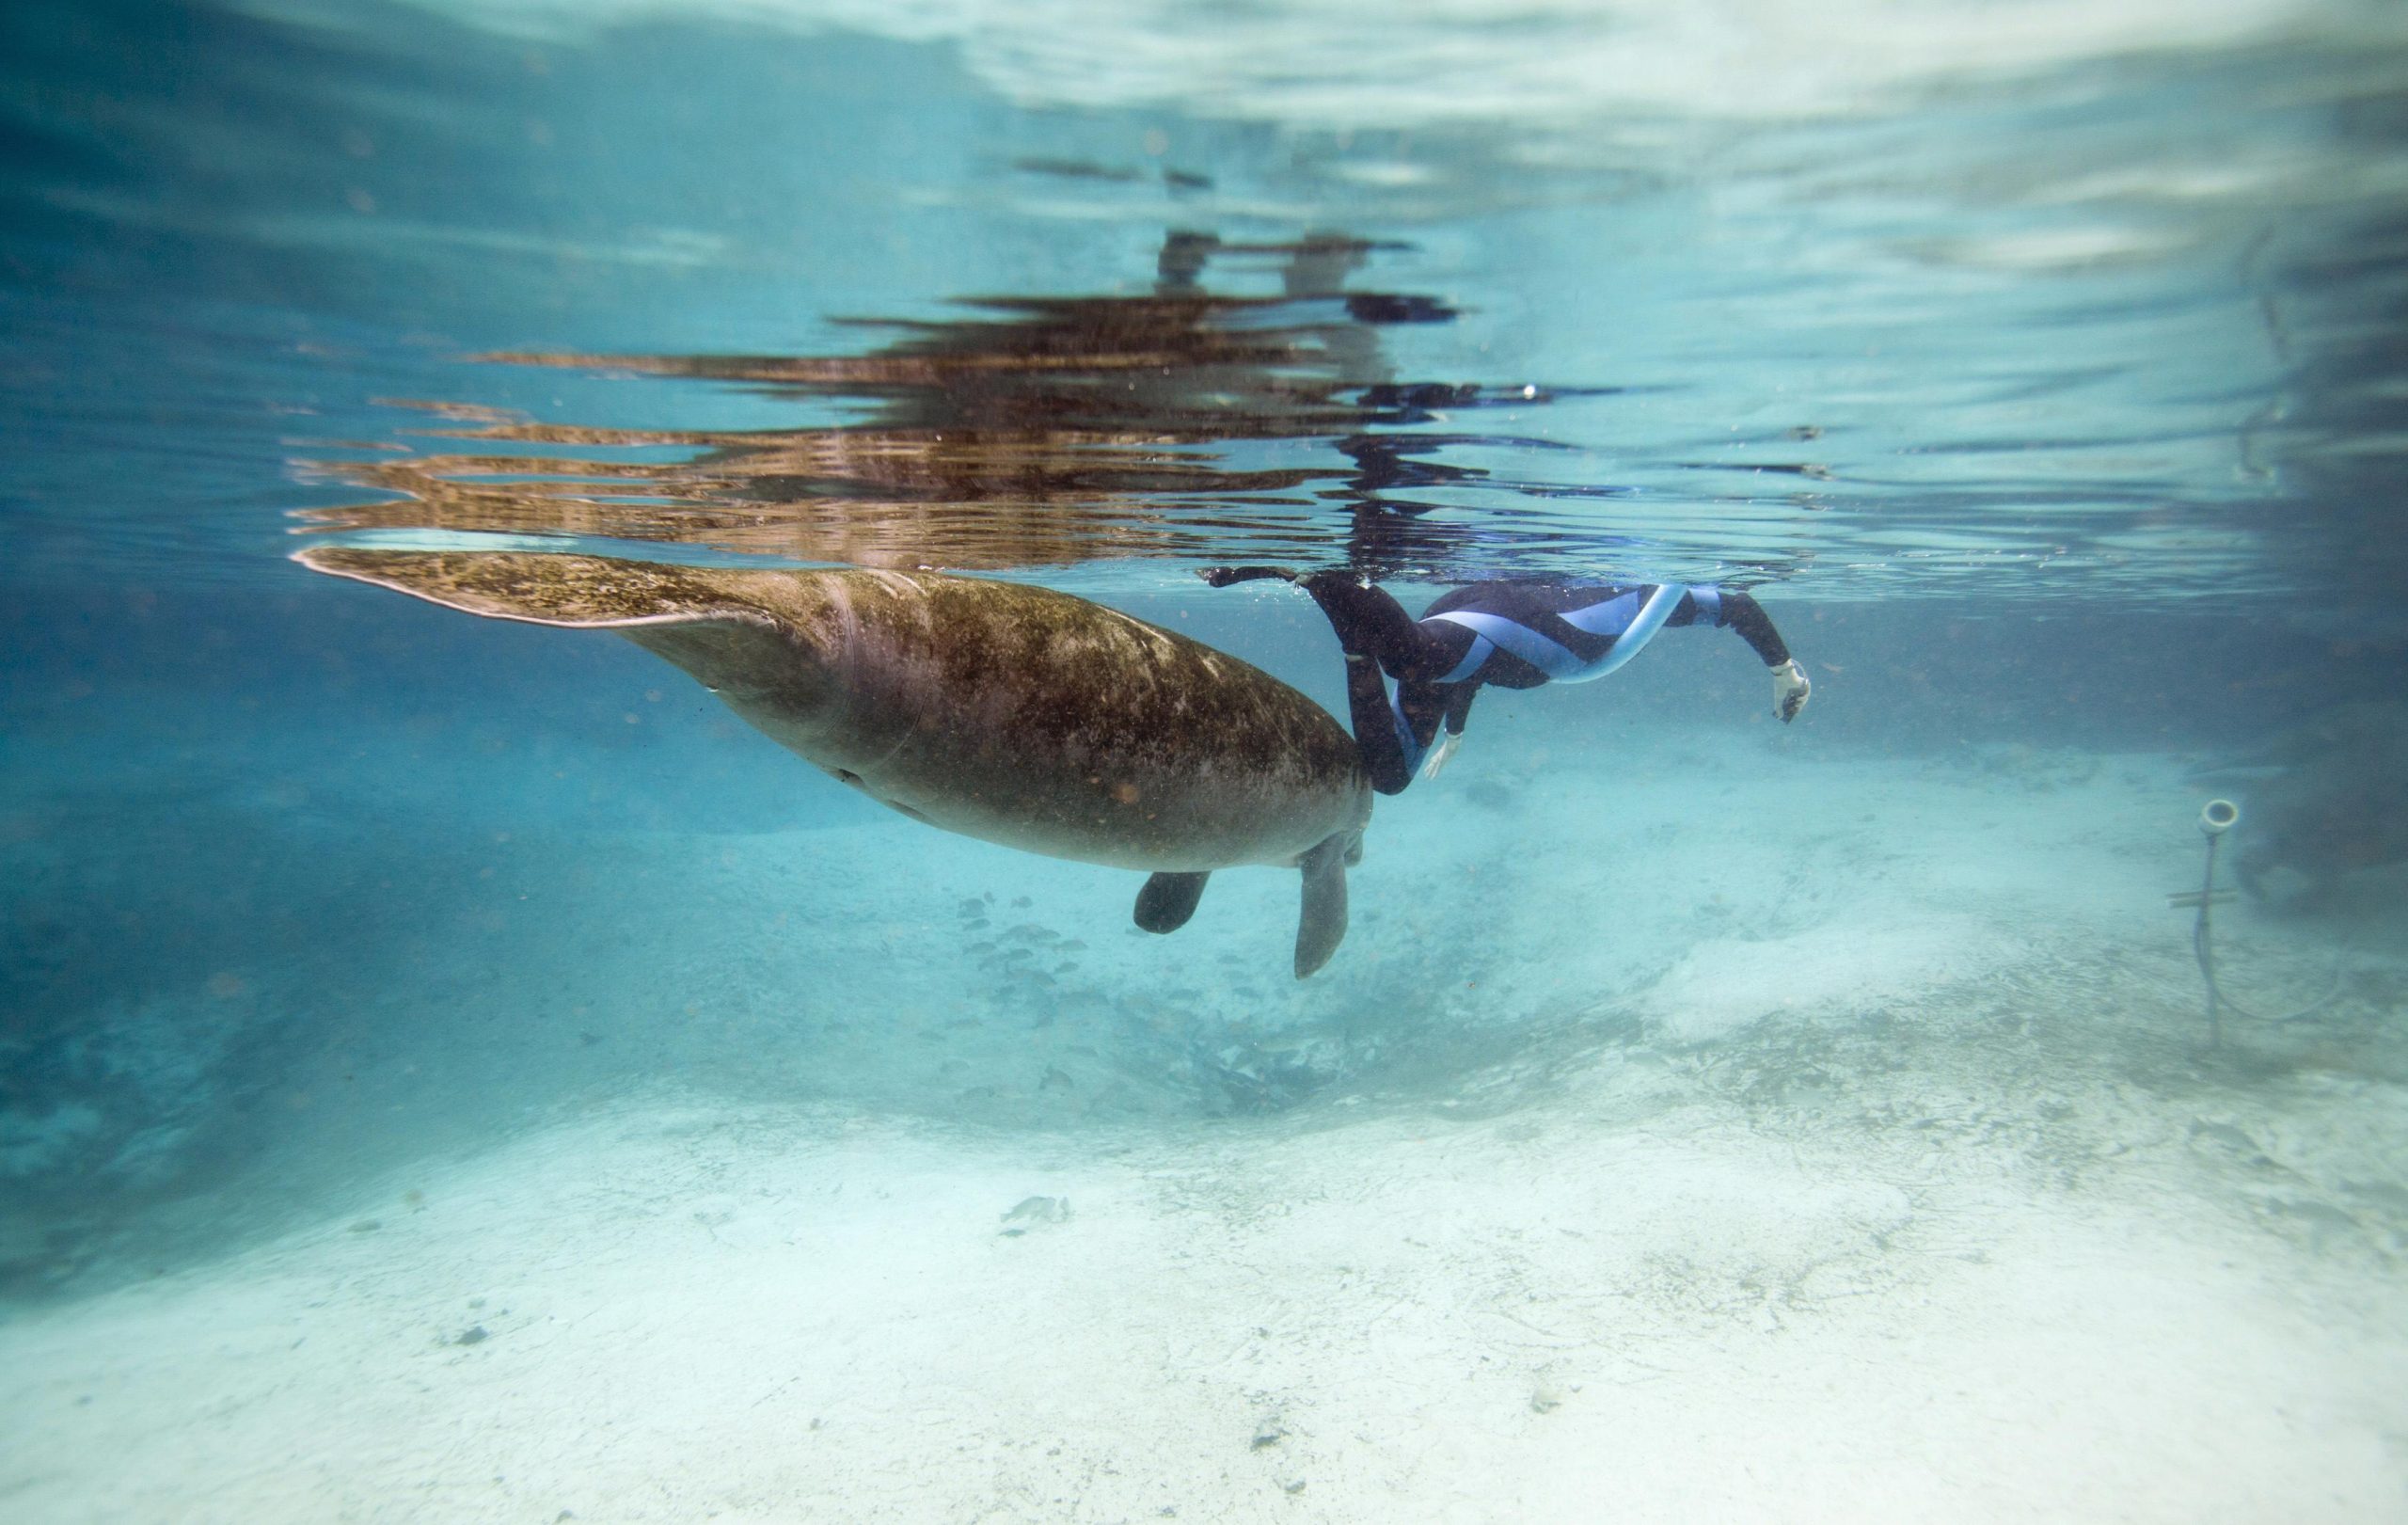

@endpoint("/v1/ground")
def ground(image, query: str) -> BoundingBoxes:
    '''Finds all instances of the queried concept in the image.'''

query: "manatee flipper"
[1293,830,1356,978]
[1133,871,1211,933]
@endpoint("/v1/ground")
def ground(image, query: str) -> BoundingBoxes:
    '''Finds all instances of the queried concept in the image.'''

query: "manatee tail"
[1293,830,1356,978]
[293,548,829,709]
[293,547,779,630]
[1133,871,1211,933]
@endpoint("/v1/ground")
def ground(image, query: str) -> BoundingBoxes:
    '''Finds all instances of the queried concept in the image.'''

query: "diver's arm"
[1442,683,1479,737]
[1710,589,1793,667]
[1647,582,1791,663]
[1706,588,1809,723]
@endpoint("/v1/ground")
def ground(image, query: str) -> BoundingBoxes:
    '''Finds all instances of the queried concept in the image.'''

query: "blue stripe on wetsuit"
[1426,580,1691,686]
[1386,582,1719,775]
[1388,682,1429,776]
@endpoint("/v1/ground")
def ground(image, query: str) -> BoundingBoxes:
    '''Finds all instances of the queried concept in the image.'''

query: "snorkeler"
[1201,566,1810,794]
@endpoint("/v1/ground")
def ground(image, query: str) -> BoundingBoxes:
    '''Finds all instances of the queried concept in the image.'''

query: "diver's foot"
[1199,564,1300,588]
[1296,567,1371,596]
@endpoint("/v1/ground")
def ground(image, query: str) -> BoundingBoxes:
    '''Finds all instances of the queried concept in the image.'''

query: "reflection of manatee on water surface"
[293,232,1510,578]
[295,548,1373,976]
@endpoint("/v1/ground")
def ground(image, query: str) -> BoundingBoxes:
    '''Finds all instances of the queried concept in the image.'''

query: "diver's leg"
[1291,572,1470,792]
[1295,571,1460,680]
[1201,565,1447,677]
[1156,230,1220,294]
[1199,564,1425,790]
[1198,564,1300,588]
[1341,655,1414,794]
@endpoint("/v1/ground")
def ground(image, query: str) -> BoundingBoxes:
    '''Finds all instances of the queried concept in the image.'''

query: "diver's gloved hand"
[1419,727,1465,780]
[1198,565,1300,588]
[1770,659,1811,723]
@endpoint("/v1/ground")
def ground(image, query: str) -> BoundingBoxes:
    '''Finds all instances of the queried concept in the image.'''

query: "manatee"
[295,548,1372,975]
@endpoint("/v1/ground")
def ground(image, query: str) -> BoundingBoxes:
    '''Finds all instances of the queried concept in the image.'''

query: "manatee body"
[296,548,1372,975]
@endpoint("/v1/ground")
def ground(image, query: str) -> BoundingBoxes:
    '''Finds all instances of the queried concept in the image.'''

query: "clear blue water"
[3,1,2406,1516]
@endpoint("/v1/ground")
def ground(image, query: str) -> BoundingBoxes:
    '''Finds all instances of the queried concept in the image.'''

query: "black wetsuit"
[1294,575,1795,794]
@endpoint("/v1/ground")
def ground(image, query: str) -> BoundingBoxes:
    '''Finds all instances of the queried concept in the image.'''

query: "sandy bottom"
[4,737,2405,1522]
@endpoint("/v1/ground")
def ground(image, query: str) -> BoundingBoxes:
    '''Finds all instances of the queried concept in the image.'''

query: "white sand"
[4,736,2403,1522]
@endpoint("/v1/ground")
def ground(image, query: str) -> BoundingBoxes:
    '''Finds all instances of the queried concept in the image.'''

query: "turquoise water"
[4,2,2406,1518]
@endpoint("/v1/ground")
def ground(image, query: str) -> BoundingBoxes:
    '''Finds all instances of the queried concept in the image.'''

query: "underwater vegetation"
[2217,702,2408,908]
